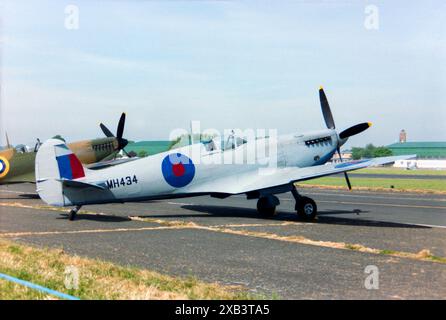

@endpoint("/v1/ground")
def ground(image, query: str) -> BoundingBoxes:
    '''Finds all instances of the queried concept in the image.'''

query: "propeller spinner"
[319,87,372,190]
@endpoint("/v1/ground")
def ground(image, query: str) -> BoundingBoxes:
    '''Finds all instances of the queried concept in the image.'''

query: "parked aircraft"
[0,113,130,184]
[35,88,415,220]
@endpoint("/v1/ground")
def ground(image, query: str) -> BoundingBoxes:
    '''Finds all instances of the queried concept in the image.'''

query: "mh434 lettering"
[106,175,138,189]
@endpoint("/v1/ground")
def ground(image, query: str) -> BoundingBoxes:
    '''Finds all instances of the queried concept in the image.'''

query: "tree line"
[351,144,393,160]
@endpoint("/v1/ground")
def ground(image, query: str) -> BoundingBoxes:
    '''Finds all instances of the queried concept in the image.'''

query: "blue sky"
[1,0,445,148]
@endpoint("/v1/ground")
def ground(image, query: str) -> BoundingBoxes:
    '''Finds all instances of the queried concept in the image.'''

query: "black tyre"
[257,197,277,217]
[296,196,317,220]
[68,210,77,221]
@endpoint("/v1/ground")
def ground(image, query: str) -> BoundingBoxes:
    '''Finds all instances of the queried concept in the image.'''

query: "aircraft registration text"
[106,175,138,189]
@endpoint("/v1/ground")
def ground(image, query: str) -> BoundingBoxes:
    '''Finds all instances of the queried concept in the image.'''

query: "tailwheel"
[256,196,279,217]
[296,196,317,220]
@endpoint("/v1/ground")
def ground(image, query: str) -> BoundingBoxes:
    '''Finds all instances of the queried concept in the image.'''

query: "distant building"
[331,150,352,163]
[387,141,446,169]
[387,142,446,159]
[125,141,172,157]
[399,129,407,143]
[393,159,446,169]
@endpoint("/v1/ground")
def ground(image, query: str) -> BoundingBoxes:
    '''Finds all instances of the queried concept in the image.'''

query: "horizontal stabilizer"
[56,179,105,190]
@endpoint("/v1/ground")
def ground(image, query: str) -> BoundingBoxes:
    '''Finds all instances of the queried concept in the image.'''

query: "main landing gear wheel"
[296,196,317,221]
[256,196,279,217]
[68,206,82,221]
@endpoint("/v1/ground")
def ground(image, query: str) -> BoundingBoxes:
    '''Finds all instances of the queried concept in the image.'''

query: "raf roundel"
[161,153,195,188]
[0,156,10,179]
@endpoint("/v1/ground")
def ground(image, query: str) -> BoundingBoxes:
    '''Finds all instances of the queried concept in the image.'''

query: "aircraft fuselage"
[58,129,339,206]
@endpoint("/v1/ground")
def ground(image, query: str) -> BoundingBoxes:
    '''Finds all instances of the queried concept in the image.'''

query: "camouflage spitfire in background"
[0,113,129,184]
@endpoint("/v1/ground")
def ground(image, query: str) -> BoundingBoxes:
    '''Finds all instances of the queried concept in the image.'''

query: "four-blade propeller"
[319,87,372,190]
[100,113,131,157]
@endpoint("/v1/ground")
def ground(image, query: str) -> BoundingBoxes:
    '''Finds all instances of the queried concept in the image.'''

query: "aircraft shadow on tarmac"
[3,193,429,229]
[19,194,40,199]
[0,193,41,200]
[143,204,430,229]
[57,213,131,223]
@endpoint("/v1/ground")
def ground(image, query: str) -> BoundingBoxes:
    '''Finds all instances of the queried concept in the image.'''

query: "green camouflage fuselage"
[0,137,119,184]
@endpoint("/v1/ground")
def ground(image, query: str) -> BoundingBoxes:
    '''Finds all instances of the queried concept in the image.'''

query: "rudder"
[35,138,87,206]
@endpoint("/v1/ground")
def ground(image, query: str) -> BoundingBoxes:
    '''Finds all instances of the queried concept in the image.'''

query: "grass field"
[354,167,446,176]
[298,177,446,193]
[0,239,254,300]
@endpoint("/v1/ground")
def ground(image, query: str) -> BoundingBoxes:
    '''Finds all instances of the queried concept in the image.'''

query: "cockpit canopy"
[15,144,29,154]
[201,132,248,152]
[13,138,42,154]
[222,135,247,151]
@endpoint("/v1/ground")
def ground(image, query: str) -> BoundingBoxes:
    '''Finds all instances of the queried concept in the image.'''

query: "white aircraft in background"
[35,88,415,221]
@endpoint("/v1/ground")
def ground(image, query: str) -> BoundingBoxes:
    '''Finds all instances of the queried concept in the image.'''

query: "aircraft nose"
[337,134,348,147]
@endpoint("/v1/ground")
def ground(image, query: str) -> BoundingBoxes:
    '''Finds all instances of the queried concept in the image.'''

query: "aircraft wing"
[85,157,139,170]
[0,172,36,184]
[191,154,416,195]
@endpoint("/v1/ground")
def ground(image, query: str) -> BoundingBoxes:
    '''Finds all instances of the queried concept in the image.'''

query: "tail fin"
[36,138,88,206]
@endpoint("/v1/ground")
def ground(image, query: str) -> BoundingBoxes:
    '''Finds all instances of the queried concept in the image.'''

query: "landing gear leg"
[292,186,317,221]
[68,205,82,221]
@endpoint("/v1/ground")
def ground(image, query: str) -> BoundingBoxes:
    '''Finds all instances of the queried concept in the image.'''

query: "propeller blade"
[337,146,342,160]
[116,113,126,139]
[319,86,335,129]
[100,113,129,153]
[119,138,129,150]
[100,123,115,137]
[339,122,372,140]
[122,148,131,158]
[5,132,11,149]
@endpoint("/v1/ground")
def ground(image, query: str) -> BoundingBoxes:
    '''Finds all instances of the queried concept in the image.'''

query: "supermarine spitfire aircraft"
[0,113,130,185]
[35,88,415,221]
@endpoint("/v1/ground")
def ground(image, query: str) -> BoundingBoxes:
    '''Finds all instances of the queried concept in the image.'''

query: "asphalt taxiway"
[0,183,445,299]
